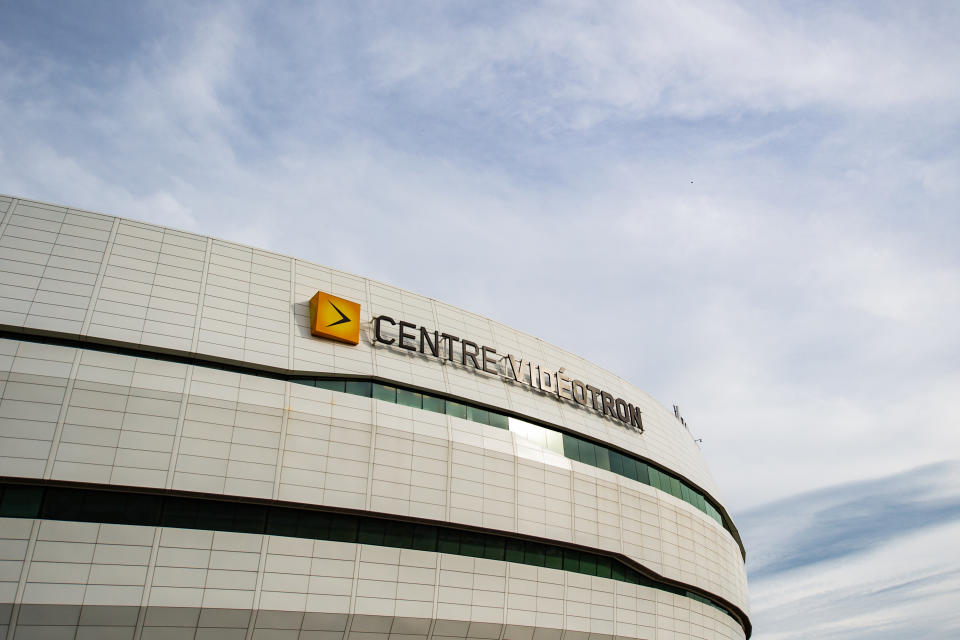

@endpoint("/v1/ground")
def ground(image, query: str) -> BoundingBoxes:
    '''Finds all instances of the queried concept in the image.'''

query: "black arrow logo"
[326,301,351,327]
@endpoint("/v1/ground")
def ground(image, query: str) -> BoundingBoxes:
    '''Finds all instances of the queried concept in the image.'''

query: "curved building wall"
[0,194,750,639]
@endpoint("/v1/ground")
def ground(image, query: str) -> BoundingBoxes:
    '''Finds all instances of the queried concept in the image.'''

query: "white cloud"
[743,462,960,638]
[366,1,960,126]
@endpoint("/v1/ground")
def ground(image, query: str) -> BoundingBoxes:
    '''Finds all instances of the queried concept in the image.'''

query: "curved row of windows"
[0,480,747,636]
[0,330,741,557]
[278,378,728,527]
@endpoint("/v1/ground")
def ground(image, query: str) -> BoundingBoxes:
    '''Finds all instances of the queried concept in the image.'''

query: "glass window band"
[0,330,739,552]
[0,480,745,633]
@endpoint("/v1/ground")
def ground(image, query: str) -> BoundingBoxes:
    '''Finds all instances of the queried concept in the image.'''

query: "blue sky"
[1,2,959,636]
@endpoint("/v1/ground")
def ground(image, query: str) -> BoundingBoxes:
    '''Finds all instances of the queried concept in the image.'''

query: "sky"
[1,2,958,637]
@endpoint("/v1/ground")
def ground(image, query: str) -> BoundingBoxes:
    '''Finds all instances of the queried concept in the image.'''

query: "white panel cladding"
[0,338,749,614]
[0,195,720,502]
[0,518,745,640]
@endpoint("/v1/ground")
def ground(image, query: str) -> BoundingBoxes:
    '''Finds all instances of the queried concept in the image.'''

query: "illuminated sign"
[309,291,361,345]
[372,315,643,432]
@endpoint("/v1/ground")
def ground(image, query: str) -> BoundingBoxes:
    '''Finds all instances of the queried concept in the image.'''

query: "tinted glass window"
[484,538,505,561]
[345,380,372,397]
[579,441,597,466]
[524,543,545,567]
[411,525,438,552]
[384,521,414,548]
[421,395,445,413]
[487,412,509,430]
[372,383,396,403]
[0,486,42,518]
[328,515,358,542]
[358,518,385,545]
[0,480,738,625]
[545,547,563,570]
[266,508,299,537]
[397,388,422,409]
[445,401,467,419]
[596,556,613,578]
[505,539,524,563]
[670,477,683,499]
[164,497,199,529]
[595,446,610,471]
[460,532,485,558]
[466,406,489,425]
[635,461,650,485]
[580,554,597,576]
[609,451,624,475]
[562,434,580,460]
[438,529,460,554]
[316,379,346,392]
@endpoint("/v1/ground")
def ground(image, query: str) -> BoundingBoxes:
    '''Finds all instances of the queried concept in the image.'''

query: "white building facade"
[0,194,750,640]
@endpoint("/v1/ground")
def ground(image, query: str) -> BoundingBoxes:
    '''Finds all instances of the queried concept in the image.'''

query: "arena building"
[0,194,750,639]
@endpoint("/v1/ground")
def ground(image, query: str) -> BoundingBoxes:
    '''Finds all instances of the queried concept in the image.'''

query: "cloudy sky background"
[1,2,958,636]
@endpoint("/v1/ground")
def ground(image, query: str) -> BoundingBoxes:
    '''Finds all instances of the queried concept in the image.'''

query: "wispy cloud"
[741,461,960,639]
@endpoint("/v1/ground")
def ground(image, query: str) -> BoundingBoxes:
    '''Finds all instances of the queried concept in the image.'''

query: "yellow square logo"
[309,291,361,345]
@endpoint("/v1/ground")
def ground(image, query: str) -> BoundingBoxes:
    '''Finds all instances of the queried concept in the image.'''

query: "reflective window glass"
[82,490,124,524]
[579,441,597,466]
[460,532,485,558]
[297,511,329,539]
[487,412,509,430]
[445,401,467,419]
[484,538,505,561]
[580,554,597,576]
[0,486,42,518]
[397,388,422,408]
[505,539,524,563]
[197,500,235,531]
[438,529,460,554]
[670,477,683,499]
[123,493,163,527]
[422,395,445,413]
[345,380,372,397]
[466,406,489,425]
[316,379,346,392]
[372,383,396,403]
[635,461,650,485]
[611,562,627,582]
[595,446,610,471]
[545,547,563,570]
[609,451,624,475]
[412,525,438,552]
[524,542,545,567]
[163,498,200,535]
[648,467,663,491]
[384,521,414,548]
[358,518,385,545]
[329,515,358,542]
[596,556,612,578]
[266,508,299,537]
[694,491,707,512]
